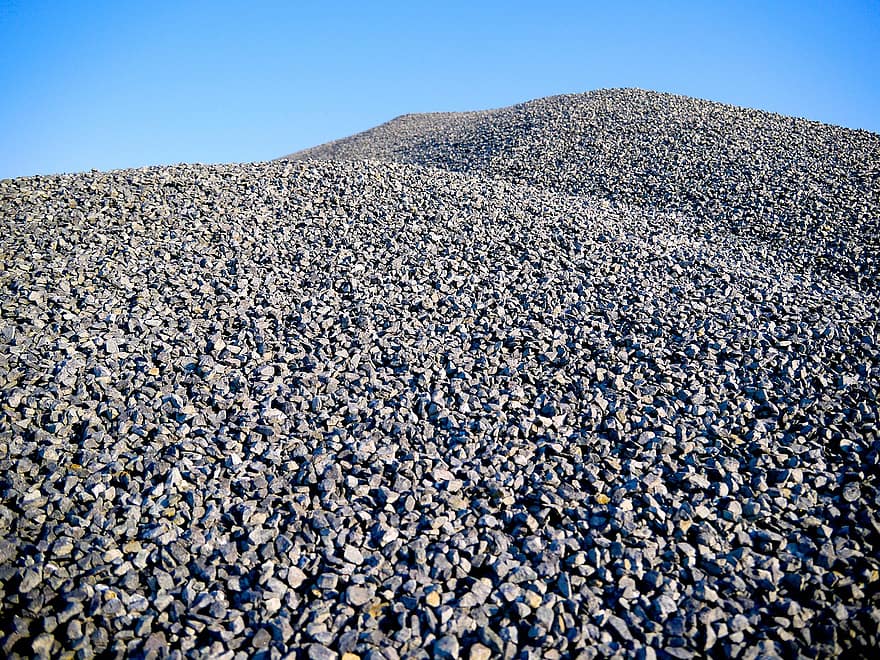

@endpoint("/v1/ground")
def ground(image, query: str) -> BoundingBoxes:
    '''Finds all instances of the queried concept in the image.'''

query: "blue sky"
[1,1,878,179]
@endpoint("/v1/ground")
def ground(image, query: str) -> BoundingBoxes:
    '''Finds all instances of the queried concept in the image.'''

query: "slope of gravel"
[2,155,879,660]
[286,89,880,288]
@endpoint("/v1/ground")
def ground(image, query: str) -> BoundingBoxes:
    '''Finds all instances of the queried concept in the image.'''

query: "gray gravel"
[288,88,880,290]
[2,89,880,659]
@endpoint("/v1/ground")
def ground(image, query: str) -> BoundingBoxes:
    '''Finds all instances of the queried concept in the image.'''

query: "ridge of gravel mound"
[285,88,880,288]
[1,158,879,658]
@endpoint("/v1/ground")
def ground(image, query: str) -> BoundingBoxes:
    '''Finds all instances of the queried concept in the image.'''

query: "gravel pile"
[1,92,879,660]
[288,89,880,289]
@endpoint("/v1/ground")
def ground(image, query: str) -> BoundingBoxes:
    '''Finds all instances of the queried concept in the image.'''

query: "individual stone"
[252,628,272,649]
[32,633,54,656]
[309,644,338,660]
[19,567,43,593]
[842,483,861,502]
[288,566,307,589]
[607,614,633,642]
[343,546,364,565]
[434,636,460,660]
[345,585,374,607]
[722,500,743,522]
[468,643,492,660]
[317,574,339,591]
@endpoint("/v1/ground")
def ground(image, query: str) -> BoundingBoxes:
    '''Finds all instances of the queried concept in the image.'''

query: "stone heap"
[1,89,878,658]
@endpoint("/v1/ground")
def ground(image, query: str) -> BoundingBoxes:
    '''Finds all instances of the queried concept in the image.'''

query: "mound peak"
[286,88,880,287]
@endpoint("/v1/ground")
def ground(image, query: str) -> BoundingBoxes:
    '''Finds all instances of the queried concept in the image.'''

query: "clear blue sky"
[1,1,878,179]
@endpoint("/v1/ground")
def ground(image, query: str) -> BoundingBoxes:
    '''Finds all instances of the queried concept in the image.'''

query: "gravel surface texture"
[2,90,879,659]
[288,89,880,289]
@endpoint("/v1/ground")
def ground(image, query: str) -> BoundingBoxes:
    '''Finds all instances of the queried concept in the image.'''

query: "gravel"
[288,88,880,290]
[1,89,879,658]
